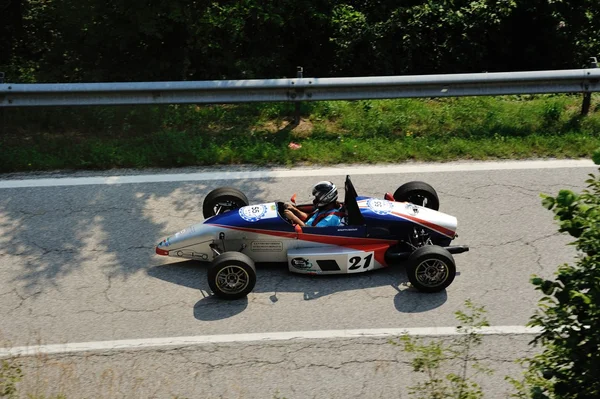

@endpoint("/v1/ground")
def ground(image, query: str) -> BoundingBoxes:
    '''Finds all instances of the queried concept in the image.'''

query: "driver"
[284,181,345,227]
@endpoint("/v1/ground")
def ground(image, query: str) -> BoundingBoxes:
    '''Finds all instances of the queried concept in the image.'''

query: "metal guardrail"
[0,68,599,108]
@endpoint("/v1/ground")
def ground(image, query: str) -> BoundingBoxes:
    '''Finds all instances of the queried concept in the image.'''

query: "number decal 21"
[348,253,373,271]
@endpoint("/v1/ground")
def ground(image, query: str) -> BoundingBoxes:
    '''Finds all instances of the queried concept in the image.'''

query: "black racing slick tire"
[207,252,256,300]
[406,246,456,293]
[202,187,249,218]
[393,181,440,211]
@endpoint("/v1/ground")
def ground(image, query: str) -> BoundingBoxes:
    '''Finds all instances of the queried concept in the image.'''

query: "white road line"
[0,159,595,189]
[0,326,541,358]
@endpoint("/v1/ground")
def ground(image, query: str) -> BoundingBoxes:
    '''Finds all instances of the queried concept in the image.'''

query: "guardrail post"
[294,66,303,125]
[582,57,598,116]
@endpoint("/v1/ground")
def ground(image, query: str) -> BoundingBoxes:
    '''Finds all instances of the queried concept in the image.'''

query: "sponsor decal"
[366,199,393,215]
[290,257,313,270]
[251,241,283,252]
[239,205,268,222]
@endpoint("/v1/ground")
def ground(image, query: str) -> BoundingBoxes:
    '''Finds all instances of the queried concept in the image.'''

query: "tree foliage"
[1,0,599,82]
[511,154,600,398]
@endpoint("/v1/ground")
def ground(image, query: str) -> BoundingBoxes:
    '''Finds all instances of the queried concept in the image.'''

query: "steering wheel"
[278,202,295,224]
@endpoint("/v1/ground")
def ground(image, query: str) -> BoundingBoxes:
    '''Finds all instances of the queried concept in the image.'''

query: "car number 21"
[347,252,374,273]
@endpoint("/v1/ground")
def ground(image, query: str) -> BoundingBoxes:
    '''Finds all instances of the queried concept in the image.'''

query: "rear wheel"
[207,252,256,300]
[406,246,455,293]
[393,181,440,211]
[203,187,249,218]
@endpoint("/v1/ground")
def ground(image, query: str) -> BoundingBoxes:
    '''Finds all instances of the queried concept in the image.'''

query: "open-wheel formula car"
[155,176,469,299]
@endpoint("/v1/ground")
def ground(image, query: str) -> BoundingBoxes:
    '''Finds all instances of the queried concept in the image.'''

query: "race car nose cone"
[156,246,169,256]
[156,240,169,256]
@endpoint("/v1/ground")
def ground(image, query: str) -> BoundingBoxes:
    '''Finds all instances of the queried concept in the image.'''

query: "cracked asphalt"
[13,335,538,399]
[0,163,595,398]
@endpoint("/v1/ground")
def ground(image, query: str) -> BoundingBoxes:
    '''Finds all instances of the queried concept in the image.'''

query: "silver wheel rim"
[215,265,250,294]
[415,259,449,287]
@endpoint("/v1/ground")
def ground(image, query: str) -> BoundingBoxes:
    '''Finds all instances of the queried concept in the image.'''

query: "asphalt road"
[0,160,595,398]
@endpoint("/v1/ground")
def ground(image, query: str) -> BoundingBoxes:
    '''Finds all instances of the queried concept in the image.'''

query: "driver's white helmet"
[312,181,338,208]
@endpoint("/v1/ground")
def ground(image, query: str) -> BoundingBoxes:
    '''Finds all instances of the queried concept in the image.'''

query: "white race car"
[156,176,469,299]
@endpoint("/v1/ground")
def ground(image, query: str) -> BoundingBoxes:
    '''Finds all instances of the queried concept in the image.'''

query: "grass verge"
[1,94,599,172]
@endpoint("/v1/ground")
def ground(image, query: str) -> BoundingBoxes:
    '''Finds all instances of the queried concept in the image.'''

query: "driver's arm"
[283,209,306,226]
[284,203,309,222]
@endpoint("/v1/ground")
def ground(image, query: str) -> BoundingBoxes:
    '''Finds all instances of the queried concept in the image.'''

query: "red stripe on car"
[209,224,394,266]
[390,211,455,238]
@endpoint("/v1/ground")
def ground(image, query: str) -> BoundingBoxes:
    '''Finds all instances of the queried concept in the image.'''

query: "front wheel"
[393,181,440,211]
[406,246,456,293]
[207,252,256,300]
[203,187,249,218]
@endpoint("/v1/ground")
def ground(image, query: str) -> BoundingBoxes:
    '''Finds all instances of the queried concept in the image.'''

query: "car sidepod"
[285,224,396,275]
[287,244,391,275]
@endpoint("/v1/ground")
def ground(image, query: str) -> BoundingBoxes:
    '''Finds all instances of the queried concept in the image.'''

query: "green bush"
[392,300,492,399]
[0,359,23,399]
[511,155,600,398]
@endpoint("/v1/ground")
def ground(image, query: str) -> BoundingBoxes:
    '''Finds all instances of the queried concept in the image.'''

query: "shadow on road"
[0,175,276,293]
[147,259,448,320]
[193,296,249,321]
[393,287,448,313]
